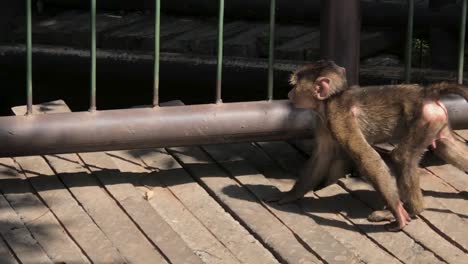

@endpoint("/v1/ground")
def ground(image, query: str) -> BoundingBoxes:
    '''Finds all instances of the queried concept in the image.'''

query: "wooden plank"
[257,25,313,57]
[146,100,277,262]
[135,150,279,264]
[454,129,468,142]
[275,30,400,61]
[316,183,442,263]
[13,155,126,263]
[111,149,278,264]
[12,99,74,115]
[166,146,322,264]
[360,31,402,58]
[275,31,320,61]
[12,103,126,263]
[190,21,252,55]
[138,177,242,264]
[340,177,468,263]
[0,236,18,264]
[15,11,144,49]
[161,23,215,53]
[222,143,399,264]
[0,194,52,264]
[224,25,268,57]
[108,151,243,264]
[121,102,254,263]
[425,163,468,194]
[44,152,167,264]
[222,143,297,183]
[0,159,89,264]
[17,101,182,264]
[419,169,468,222]
[102,16,196,50]
[299,195,400,264]
[79,151,204,264]
[203,145,364,263]
[4,105,166,264]
[255,141,307,176]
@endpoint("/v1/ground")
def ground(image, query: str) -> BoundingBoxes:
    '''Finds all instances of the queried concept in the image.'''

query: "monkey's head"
[288,60,347,109]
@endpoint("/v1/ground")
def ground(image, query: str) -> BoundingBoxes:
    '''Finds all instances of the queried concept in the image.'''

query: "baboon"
[269,60,468,231]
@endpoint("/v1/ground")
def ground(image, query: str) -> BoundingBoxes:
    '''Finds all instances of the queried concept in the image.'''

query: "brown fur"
[269,60,468,231]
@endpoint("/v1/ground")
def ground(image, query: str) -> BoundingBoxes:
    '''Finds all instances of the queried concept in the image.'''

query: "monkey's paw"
[264,191,301,205]
[368,209,395,222]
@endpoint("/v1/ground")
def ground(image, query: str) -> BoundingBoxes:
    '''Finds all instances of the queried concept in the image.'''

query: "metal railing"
[458,0,468,84]
[24,0,278,113]
[22,0,468,108]
[6,0,467,157]
[26,0,32,114]
[404,0,468,84]
[404,0,414,83]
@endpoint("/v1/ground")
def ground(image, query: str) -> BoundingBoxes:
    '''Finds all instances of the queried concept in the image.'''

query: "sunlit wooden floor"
[0,100,467,264]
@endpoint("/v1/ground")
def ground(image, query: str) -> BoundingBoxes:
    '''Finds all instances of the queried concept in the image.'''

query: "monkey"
[268,60,468,231]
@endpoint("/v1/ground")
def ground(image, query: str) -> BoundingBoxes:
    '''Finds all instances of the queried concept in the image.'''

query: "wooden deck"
[11,11,400,62]
[0,100,467,264]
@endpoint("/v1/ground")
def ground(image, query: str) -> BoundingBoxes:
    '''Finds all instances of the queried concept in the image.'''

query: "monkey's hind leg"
[334,121,410,230]
[432,127,468,172]
[392,102,447,218]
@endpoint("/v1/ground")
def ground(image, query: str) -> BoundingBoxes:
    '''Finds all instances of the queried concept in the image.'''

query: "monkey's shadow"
[222,157,468,234]
[222,183,396,233]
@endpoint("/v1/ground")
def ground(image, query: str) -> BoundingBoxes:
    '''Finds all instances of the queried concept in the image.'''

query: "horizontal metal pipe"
[441,96,468,130]
[0,100,316,157]
[0,98,466,158]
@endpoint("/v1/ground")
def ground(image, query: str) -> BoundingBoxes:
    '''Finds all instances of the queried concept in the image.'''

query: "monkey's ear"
[314,77,331,100]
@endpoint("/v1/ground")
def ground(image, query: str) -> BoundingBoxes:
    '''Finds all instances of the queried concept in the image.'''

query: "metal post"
[458,0,467,84]
[215,0,224,104]
[90,0,97,111]
[320,0,361,85]
[26,0,33,115]
[404,0,414,83]
[267,0,276,101]
[153,0,161,106]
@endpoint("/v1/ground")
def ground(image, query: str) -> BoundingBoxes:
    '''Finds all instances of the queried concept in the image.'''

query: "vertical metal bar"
[267,0,276,101]
[153,0,161,107]
[404,0,414,83]
[26,0,33,115]
[89,0,97,111]
[458,0,467,84]
[320,0,360,85]
[215,0,224,104]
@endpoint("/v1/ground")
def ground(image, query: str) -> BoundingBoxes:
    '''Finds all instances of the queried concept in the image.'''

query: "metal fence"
[24,0,468,114]
[24,0,278,114]
[403,0,467,83]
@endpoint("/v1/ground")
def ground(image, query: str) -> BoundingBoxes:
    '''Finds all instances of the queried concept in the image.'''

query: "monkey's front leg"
[265,153,333,204]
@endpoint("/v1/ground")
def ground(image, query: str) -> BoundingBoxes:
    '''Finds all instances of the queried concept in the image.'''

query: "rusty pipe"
[442,95,468,130]
[0,100,316,157]
[0,99,466,158]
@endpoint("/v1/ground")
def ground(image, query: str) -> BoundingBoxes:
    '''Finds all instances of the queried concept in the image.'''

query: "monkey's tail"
[425,81,468,101]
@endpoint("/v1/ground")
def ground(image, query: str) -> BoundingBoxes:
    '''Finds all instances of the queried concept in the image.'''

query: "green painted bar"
[216,0,224,104]
[404,0,414,83]
[90,0,97,111]
[268,0,276,101]
[153,0,161,106]
[26,0,32,114]
[458,0,467,84]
